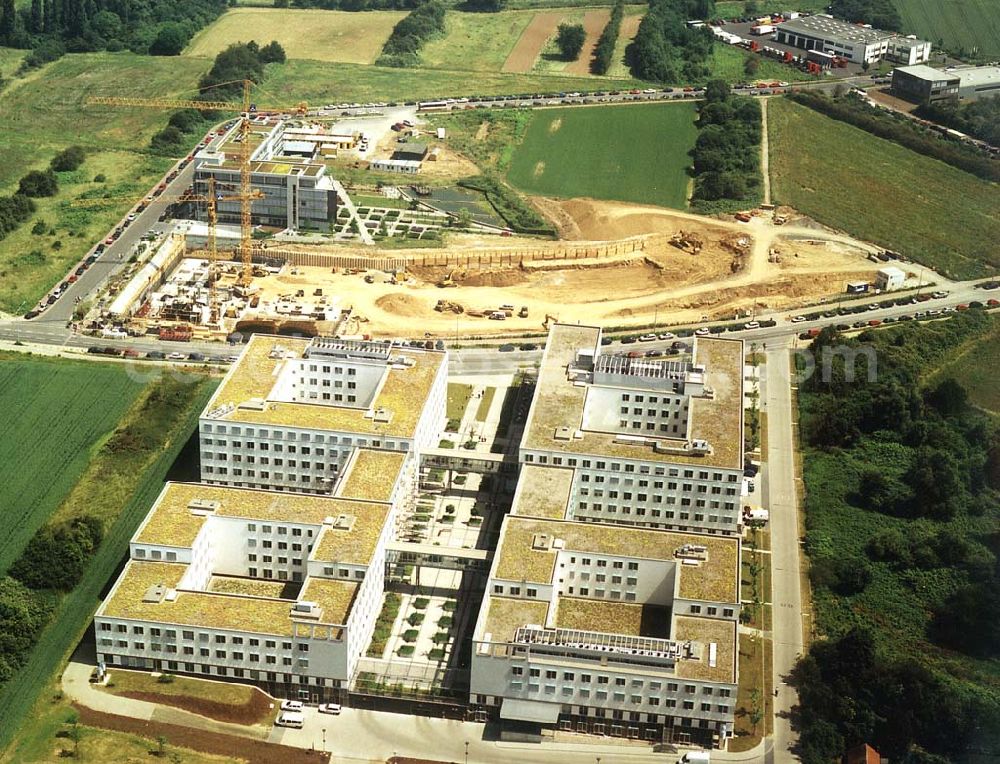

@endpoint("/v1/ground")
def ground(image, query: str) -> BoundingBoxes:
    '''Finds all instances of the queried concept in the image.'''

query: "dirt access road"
[245,198,909,339]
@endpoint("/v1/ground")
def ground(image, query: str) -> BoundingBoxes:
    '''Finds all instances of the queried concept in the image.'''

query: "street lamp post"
[465,740,469,764]
[322,728,326,753]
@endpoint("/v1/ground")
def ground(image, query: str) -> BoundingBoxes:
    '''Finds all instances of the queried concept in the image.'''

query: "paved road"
[763,337,804,762]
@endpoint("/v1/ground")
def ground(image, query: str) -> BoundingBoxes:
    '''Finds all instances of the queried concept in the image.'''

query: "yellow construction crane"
[71,178,264,317]
[86,79,306,286]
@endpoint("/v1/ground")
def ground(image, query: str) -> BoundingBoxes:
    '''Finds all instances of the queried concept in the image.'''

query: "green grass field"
[507,102,697,208]
[0,355,146,575]
[0,371,217,756]
[0,52,207,311]
[768,98,1000,280]
[184,8,406,64]
[710,44,814,83]
[421,10,536,72]
[892,0,1000,58]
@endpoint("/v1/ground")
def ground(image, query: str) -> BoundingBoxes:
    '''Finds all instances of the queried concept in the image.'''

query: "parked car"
[280,700,304,712]
[695,327,710,336]
[275,711,304,728]
[318,703,342,715]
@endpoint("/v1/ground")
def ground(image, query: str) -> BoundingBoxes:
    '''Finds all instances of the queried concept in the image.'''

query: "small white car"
[167,352,186,360]
[658,332,675,340]
[280,700,304,712]
[744,321,760,330]
[695,328,711,336]
[638,334,657,342]
[318,703,342,715]
[790,315,806,323]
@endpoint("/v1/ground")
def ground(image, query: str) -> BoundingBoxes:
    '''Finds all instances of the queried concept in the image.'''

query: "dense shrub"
[829,0,900,31]
[0,194,35,241]
[18,169,58,197]
[457,175,555,236]
[554,23,585,60]
[916,95,1000,148]
[690,81,761,208]
[627,0,713,83]
[50,146,86,172]
[9,515,104,591]
[376,0,446,67]
[591,0,623,75]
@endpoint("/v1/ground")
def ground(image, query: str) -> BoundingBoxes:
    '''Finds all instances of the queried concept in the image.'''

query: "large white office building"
[470,514,740,747]
[199,335,447,495]
[774,14,932,65]
[95,335,448,702]
[517,324,746,536]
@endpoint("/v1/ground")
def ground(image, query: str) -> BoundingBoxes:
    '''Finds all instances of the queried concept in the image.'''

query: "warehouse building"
[774,14,931,64]
[200,335,447,496]
[516,324,745,536]
[470,513,740,747]
[94,474,401,703]
[891,64,1000,104]
[890,64,960,103]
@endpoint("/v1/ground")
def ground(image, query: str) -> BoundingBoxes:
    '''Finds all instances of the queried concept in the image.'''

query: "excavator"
[670,230,703,255]
[543,313,559,329]
[437,270,458,288]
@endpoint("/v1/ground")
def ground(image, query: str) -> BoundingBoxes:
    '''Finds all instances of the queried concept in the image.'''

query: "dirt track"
[503,12,563,72]
[245,198,902,338]
[566,10,611,75]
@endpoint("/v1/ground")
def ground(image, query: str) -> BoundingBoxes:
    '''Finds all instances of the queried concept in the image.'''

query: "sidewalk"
[64,657,767,763]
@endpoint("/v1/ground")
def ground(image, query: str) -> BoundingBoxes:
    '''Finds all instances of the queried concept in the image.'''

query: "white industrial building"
[470,513,740,747]
[774,14,931,64]
[199,335,448,495]
[94,473,401,702]
[516,325,746,536]
[875,266,907,292]
[95,334,448,702]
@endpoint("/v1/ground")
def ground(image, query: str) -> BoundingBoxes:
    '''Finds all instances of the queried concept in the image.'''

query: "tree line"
[626,0,714,84]
[793,312,1000,763]
[829,0,900,32]
[591,0,624,75]
[916,95,1000,148]
[376,0,446,68]
[789,90,1000,183]
[0,0,228,66]
[690,80,761,209]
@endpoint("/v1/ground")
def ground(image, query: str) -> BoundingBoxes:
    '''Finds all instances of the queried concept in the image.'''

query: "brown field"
[567,9,611,75]
[244,199,893,338]
[503,12,565,73]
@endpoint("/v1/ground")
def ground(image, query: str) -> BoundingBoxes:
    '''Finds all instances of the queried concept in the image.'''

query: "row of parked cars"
[86,347,240,363]
[275,699,341,728]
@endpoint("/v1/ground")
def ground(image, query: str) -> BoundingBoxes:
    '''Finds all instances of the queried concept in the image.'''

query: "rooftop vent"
[531,534,552,551]
[238,397,268,411]
[551,538,565,550]
[554,426,573,441]
[291,601,322,619]
[142,584,167,603]
[675,544,708,561]
[326,514,357,531]
[188,499,220,514]
[372,408,393,423]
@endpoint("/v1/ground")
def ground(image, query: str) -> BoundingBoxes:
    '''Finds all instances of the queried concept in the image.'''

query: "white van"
[679,751,711,763]
[275,711,304,729]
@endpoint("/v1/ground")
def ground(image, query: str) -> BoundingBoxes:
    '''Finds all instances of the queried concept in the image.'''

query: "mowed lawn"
[768,98,1000,280]
[893,0,1000,58]
[506,102,697,208]
[0,355,146,574]
[184,8,405,64]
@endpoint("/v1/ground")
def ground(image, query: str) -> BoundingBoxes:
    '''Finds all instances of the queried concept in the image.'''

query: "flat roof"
[522,324,743,469]
[336,449,407,503]
[673,616,737,684]
[894,64,959,82]
[493,516,739,604]
[481,596,551,642]
[956,66,1000,88]
[206,335,445,439]
[101,561,358,635]
[779,14,895,44]
[510,464,573,520]
[555,598,647,636]
[134,482,389,565]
